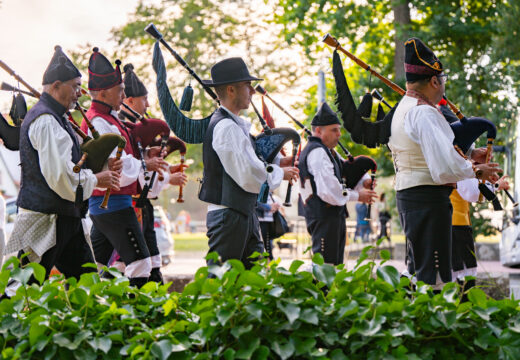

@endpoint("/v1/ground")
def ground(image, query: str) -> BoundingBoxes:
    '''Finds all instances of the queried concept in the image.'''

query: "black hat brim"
[201,76,263,87]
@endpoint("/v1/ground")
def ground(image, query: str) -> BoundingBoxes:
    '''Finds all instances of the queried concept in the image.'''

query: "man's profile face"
[127,95,149,116]
[55,77,82,110]
[102,83,125,111]
[317,124,342,149]
[231,81,255,111]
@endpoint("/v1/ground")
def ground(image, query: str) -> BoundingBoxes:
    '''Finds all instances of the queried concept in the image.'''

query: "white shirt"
[90,111,141,188]
[207,106,284,212]
[138,170,170,199]
[300,147,368,206]
[456,178,495,203]
[29,114,98,201]
[404,105,474,183]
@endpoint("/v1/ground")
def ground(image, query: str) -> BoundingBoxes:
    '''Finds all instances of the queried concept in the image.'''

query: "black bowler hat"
[123,63,148,98]
[88,47,122,91]
[404,38,443,81]
[202,57,262,87]
[42,45,81,85]
[311,102,340,126]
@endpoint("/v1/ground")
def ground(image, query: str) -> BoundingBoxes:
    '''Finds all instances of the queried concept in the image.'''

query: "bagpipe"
[323,34,504,210]
[249,99,300,205]
[119,102,187,206]
[146,23,303,204]
[256,84,378,204]
[0,59,124,176]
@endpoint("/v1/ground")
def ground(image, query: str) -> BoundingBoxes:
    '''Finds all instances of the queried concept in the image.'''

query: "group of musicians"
[2,36,507,294]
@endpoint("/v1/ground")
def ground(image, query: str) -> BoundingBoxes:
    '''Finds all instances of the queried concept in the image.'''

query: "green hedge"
[1,246,520,359]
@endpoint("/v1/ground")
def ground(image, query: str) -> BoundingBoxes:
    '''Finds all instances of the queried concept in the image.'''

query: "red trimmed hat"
[404,38,443,81]
[88,47,122,91]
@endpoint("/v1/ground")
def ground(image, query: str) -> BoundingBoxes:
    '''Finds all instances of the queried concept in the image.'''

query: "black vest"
[17,92,85,217]
[298,136,347,219]
[198,108,258,215]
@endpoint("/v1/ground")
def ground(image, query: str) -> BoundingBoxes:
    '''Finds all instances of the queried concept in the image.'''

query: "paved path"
[163,251,520,278]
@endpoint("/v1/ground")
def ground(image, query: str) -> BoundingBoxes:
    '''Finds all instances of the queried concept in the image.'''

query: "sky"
[0,0,310,127]
[0,0,142,107]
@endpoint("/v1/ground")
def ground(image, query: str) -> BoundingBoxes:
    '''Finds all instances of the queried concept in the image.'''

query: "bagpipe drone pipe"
[326,36,502,209]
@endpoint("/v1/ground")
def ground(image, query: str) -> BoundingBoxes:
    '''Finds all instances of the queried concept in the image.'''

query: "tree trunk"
[392,0,411,83]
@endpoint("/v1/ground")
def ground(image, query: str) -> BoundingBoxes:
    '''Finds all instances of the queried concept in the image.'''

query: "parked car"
[154,205,174,265]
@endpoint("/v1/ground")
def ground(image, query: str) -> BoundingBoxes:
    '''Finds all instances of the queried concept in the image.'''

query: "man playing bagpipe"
[83,48,168,287]
[119,64,187,283]
[298,102,377,265]
[5,46,120,289]
[198,57,299,268]
[388,38,502,287]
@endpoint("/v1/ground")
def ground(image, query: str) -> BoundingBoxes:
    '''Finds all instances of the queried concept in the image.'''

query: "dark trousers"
[90,207,150,270]
[259,221,274,260]
[306,216,347,265]
[20,215,95,281]
[452,225,477,272]
[397,185,453,285]
[206,208,264,269]
[142,199,160,259]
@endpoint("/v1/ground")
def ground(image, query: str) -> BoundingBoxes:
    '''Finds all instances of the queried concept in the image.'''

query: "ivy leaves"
[1,254,520,359]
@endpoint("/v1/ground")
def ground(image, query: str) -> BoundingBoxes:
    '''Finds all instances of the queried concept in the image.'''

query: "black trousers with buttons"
[306,215,347,266]
[90,207,151,269]
[397,185,453,285]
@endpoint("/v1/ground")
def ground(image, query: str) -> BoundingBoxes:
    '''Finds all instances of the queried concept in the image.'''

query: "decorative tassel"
[179,84,193,111]
[258,182,269,203]
[75,184,84,208]
[9,93,27,126]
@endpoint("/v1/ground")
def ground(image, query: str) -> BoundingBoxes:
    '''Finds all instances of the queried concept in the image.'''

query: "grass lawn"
[173,233,209,252]
[172,231,500,252]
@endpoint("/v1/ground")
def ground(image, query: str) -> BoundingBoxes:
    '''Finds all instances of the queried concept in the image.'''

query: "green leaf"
[231,324,253,338]
[272,340,295,360]
[163,298,176,316]
[300,308,319,325]
[222,347,236,360]
[312,253,324,265]
[11,266,33,285]
[217,308,234,326]
[237,271,267,288]
[88,337,112,354]
[268,286,284,298]
[252,345,270,360]
[29,317,47,346]
[26,263,46,285]
[277,301,301,324]
[376,265,399,288]
[293,336,316,355]
[289,260,304,273]
[380,249,391,260]
[150,339,176,359]
[468,288,488,307]
[313,263,336,288]
[245,303,263,321]
[236,338,260,359]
